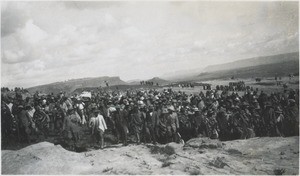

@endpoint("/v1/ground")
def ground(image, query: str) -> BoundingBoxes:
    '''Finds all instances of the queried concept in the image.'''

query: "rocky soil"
[2,136,299,175]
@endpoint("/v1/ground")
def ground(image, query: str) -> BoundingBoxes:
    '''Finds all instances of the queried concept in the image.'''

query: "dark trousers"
[116,124,128,145]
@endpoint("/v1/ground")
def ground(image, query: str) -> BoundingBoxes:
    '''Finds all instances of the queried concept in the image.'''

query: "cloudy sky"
[1,1,298,88]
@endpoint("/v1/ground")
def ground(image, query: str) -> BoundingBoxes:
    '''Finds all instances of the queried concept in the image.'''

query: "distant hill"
[146,77,170,85]
[203,52,298,73]
[195,52,299,81]
[127,79,142,85]
[27,76,127,94]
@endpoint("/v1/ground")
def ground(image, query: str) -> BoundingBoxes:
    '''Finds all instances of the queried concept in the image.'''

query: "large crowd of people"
[1,86,299,149]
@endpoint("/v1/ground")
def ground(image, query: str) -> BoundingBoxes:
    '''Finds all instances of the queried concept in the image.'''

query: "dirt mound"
[2,137,299,175]
[185,137,223,149]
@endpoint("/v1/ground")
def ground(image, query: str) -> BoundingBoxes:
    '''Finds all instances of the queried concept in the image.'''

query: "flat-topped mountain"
[27,76,127,94]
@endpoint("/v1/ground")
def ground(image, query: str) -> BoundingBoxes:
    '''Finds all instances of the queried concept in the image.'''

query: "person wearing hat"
[1,95,18,145]
[177,107,191,141]
[150,104,162,144]
[191,107,202,138]
[166,105,179,143]
[33,105,50,139]
[89,109,107,149]
[261,101,277,137]
[17,105,35,143]
[206,108,219,139]
[113,105,129,146]
[274,106,284,137]
[249,104,262,137]
[216,105,231,141]
[157,107,169,144]
[130,105,145,144]
[143,105,157,144]
[62,105,83,144]
[53,103,64,132]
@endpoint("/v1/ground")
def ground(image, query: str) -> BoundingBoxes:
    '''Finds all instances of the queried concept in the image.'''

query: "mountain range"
[203,52,298,73]
[193,52,299,81]
[26,52,299,94]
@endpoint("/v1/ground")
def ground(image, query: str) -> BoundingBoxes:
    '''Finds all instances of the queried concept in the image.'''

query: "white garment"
[7,103,13,113]
[27,108,36,118]
[89,114,107,133]
[107,107,116,118]
[97,114,107,132]
[78,103,84,110]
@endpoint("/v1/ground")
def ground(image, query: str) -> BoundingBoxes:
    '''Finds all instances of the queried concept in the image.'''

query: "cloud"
[1,1,298,88]
[1,2,30,36]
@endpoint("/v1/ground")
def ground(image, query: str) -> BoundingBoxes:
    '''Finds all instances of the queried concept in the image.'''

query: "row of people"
[1,87,299,149]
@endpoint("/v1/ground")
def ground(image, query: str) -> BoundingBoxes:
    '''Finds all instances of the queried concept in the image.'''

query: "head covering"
[193,107,199,112]
[167,106,175,112]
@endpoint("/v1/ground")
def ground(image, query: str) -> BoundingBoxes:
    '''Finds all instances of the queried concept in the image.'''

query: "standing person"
[53,104,64,132]
[285,99,299,136]
[198,97,205,112]
[207,109,219,139]
[18,105,35,143]
[1,96,18,146]
[131,106,145,144]
[216,105,230,141]
[261,102,277,137]
[62,108,81,150]
[33,105,50,139]
[151,104,161,144]
[144,105,156,144]
[89,109,107,149]
[75,99,87,125]
[158,108,168,144]
[114,105,129,146]
[166,106,179,143]
[275,106,284,137]
[47,100,56,132]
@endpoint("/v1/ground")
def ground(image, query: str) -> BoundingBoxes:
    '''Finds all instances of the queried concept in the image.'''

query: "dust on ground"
[2,136,299,175]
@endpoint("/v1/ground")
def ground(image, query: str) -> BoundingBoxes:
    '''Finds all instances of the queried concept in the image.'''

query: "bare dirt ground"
[2,136,299,175]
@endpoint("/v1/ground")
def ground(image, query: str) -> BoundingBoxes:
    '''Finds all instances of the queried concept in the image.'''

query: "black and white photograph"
[1,1,299,175]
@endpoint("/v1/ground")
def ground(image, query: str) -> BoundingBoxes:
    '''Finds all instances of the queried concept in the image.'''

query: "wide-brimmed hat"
[167,106,175,111]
